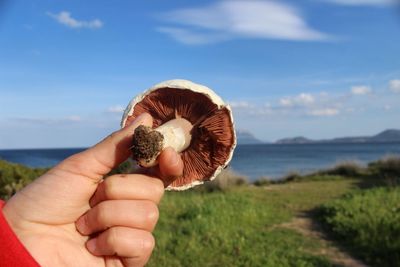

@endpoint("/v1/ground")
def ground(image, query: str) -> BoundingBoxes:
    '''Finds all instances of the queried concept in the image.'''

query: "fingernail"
[75,216,88,235]
[129,113,149,126]
[86,238,98,254]
[167,148,180,166]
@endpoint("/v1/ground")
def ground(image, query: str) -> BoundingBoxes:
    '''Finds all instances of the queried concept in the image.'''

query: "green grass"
[148,179,358,267]
[319,187,400,267]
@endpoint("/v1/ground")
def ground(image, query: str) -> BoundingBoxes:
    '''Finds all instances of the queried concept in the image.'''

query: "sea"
[1,143,400,181]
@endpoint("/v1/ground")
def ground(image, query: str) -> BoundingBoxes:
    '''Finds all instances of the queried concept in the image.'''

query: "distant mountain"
[236,130,264,144]
[370,129,400,142]
[275,129,400,144]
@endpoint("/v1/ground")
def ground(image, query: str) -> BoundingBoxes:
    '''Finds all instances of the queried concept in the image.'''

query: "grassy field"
[148,178,361,267]
[319,187,400,267]
[1,157,399,266]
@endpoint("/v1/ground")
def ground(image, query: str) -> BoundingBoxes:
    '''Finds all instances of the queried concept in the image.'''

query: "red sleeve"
[0,200,40,267]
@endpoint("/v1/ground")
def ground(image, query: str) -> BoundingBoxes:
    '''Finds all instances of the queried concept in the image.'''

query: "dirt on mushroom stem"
[131,125,164,166]
[131,117,193,167]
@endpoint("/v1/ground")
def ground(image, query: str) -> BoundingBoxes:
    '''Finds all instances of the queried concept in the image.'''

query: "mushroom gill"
[126,87,235,188]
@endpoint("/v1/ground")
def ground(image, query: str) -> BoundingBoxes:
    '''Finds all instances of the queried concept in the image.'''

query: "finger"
[76,200,159,235]
[58,113,153,180]
[137,147,184,187]
[89,174,164,207]
[157,147,184,187]
[86,226,155,266]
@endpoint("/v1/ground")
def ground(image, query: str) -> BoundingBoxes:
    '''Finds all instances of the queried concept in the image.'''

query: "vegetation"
[368,155,400,186]
[319,187,400,267]
[1,156,399,266]
[0,160,47,200]
[253,177,271,186]
[149,179,356,267]
[252,155,400,186]
[194,168,248,192]
[317,161,365,177]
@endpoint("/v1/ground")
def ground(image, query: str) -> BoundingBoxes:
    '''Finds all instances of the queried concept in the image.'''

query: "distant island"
[236,130,264,144]
[236,129,400,145]
[276,129,400,144]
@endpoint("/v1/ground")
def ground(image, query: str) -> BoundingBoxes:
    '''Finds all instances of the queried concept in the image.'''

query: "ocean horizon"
[1,142,400,181]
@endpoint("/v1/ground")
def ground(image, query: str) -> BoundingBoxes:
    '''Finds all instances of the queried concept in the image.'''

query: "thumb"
[3,113,153,225]
[58,113,153,181]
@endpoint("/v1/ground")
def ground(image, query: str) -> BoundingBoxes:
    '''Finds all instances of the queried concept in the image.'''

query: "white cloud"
[47,11,103,29]
[351,85,371,95]
[324,0,396,6]
[389,79,400,93]
[298,93,315,105]
[279,93,315,107]
[228,101,254,109]
[279,98,293,107]
[249,104,274,116]
[107,105,125,113]
[158,0,330,44]
[157,27,227,45]
[308,108,340,116]
[226,84,395,118]
[228,100,274,117]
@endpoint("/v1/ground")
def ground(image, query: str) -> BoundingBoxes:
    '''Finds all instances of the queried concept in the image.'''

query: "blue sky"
[1,0,400,148]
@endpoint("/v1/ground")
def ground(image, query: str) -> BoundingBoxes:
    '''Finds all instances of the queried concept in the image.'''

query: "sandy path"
[277,213,369,267]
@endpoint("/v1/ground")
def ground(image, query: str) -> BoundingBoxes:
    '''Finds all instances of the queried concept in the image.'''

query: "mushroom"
[121,79,236,190]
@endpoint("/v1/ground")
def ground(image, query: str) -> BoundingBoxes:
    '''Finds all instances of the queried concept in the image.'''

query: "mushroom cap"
[121,79,237,190]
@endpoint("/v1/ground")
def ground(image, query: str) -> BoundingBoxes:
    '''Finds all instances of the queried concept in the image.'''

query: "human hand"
[2,113,183,267]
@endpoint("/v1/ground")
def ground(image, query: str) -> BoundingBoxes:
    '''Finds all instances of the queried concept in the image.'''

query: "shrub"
[318,187,400,267]
[298,174,344,182]
[253,177,271,186]
[319,161,364,177]
[280,171,302,183]
[368,155,400,186]
[198,168,248,192]
[0,160,47,200]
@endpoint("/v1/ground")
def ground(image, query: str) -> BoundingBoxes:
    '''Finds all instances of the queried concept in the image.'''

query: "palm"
[4,163,121,266]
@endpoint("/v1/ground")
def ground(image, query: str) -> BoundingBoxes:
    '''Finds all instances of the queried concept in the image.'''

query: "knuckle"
[63,154,88,174]
[142,233,155,253]
[143,201,159,226]
[152,179,165,200]
[105,227,119,248]
[60,153,103,181]
[103,177,118,199]
[94,203,109,225]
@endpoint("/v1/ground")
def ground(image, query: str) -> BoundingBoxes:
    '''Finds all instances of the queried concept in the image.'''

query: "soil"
[131,125,164,164]
[276,213,369,267]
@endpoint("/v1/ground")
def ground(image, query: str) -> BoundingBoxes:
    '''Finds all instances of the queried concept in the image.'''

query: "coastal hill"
[236,130,264,144]
[276,129,400,144]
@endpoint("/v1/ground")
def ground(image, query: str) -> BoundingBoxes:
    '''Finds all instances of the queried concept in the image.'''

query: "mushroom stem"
[131,117,193,167]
